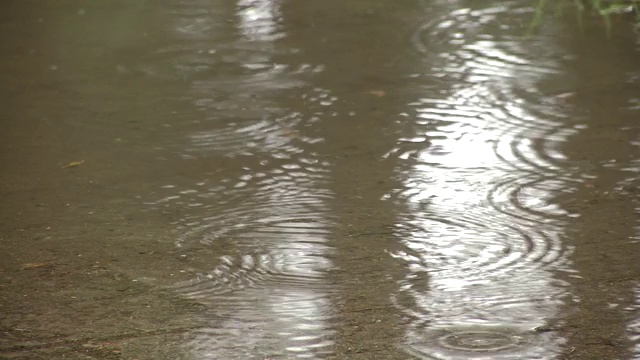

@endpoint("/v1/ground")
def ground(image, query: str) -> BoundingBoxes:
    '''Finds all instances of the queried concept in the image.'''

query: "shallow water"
[1,0,639,359]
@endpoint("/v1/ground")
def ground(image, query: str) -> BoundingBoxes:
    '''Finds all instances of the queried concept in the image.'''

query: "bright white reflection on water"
[390,3,579,358]
[630,202,640,357]
[171,166,336,359]
[138,0,639,358]
[237,0,282,42]
[630,284,640,358]
[152,1,336,358]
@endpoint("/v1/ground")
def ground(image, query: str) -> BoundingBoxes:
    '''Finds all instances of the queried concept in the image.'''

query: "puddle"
[405,324,551,359]
[1,0,639,359]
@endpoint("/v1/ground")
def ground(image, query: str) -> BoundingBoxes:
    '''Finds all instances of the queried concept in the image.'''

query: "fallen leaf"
[61,160,85,169]
[20,262,49,270]
[366,90,386,97]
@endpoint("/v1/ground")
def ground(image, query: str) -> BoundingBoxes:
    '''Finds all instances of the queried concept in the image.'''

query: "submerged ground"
[1,1,639,359]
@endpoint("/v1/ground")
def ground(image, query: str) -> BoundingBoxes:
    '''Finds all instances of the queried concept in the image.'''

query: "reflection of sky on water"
[391,5,575,358]
[178,267,333,358]
[630,199,640,357]
[176,164,336,359]
[159,1,336,358]
[237,0,283,42]
[630,284,640,358]
[152,0,640,358]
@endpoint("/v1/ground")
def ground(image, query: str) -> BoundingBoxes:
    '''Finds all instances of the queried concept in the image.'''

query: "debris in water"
[61,160,85,169]
[20,262,49,270]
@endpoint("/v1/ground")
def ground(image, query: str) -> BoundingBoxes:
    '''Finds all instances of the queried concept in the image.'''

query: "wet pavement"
[1,0,639,359]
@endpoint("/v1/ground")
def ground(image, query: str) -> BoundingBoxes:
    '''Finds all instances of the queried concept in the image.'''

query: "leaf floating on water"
[366,90,386,97]
[20,262,49,270]
[61,160,85,169]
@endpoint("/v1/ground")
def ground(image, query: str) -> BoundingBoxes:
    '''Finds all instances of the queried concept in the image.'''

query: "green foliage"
[532,0,640,33]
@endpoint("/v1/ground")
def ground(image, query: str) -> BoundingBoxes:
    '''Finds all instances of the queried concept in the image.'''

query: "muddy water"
[1,0,639,359]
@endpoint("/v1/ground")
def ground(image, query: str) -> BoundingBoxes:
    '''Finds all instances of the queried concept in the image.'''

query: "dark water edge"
[1,1,639,359]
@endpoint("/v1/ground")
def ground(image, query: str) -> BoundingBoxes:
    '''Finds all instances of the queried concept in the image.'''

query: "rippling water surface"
[52,0,637,358]
[132,0,637,359]
[387,3,576,358]
[140,1,339,357]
